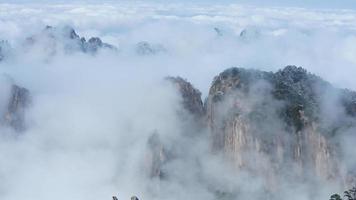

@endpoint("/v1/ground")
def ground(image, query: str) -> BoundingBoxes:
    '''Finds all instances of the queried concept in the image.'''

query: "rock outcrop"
[145,132,166,179]
[206,66,355,186]
[239,28,260,40]
[2,84,30,131]
[85,37,115,53]
[144,77,205,179]
[166,76,205,118]
[214,27,223,36]
[0,40,11,61]
[136,41,165,56]
[143,66,356,192]
[24,26,116,56]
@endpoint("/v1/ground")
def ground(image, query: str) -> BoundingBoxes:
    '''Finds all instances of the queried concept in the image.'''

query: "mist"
[0,1,356,200]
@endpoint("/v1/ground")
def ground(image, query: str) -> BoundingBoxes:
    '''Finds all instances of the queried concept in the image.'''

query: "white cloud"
[0,2,356,200]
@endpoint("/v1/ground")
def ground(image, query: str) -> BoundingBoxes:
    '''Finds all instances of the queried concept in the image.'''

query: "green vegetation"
[330,187,356,200]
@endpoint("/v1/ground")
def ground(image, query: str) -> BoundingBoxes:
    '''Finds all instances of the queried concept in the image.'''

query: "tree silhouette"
[330,194,343,200]
[344,187,356,200]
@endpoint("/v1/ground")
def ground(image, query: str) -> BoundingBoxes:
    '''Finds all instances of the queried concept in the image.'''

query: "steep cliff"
[145,132,167,179]
[166,76,205,118]
[144,77,205,179]
[2,84,30,131]
[143,66,356,187]
[0,40,11,61]
[206,66,355,186]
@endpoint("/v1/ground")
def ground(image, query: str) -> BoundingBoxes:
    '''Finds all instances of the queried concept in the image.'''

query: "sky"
[222,0,356,9]
[0,0,356,10]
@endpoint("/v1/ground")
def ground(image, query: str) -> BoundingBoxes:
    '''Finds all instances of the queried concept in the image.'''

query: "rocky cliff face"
[206,66,355,186]
[0,40,11,61]
[166,76,205,118]
[144,66,356,187]
[139,67,356,194]
[2,84,30,131]
[144,77,205,179]
[145,132,167,179]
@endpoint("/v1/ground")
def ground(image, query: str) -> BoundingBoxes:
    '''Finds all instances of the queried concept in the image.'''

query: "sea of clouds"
[0,2,356,200]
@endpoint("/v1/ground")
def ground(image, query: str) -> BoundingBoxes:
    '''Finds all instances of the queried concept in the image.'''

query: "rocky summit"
[24,25,116,56]
[166,76,205,118]
[145,66,356,191]
[206,66,353,187]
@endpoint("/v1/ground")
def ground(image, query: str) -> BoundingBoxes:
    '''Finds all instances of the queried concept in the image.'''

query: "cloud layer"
[0,2,356,200]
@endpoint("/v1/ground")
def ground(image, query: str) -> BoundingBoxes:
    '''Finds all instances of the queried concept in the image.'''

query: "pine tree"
[344,187,356,200]
[330,194,343,200]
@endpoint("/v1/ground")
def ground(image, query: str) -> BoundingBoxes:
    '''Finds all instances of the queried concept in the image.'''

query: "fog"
[0,2,356,200]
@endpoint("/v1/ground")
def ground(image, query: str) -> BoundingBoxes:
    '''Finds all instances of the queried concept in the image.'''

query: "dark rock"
[85,37,116,53]
[136,41,165,56]
[272,66,328,129]
[214,27,223,36]
[2,84,30,131]
[88,37,103,47]
[239,28,260,40]
[130,196,139,200]
[206,65,355,183]
[207,66,349,131]
[24,26,116,56]
[0,40,12,61]
[166,76,204,118]
[65,26,80,40]
[340,89,356,117]
[145,132,166,179]
[145,77,205,181]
